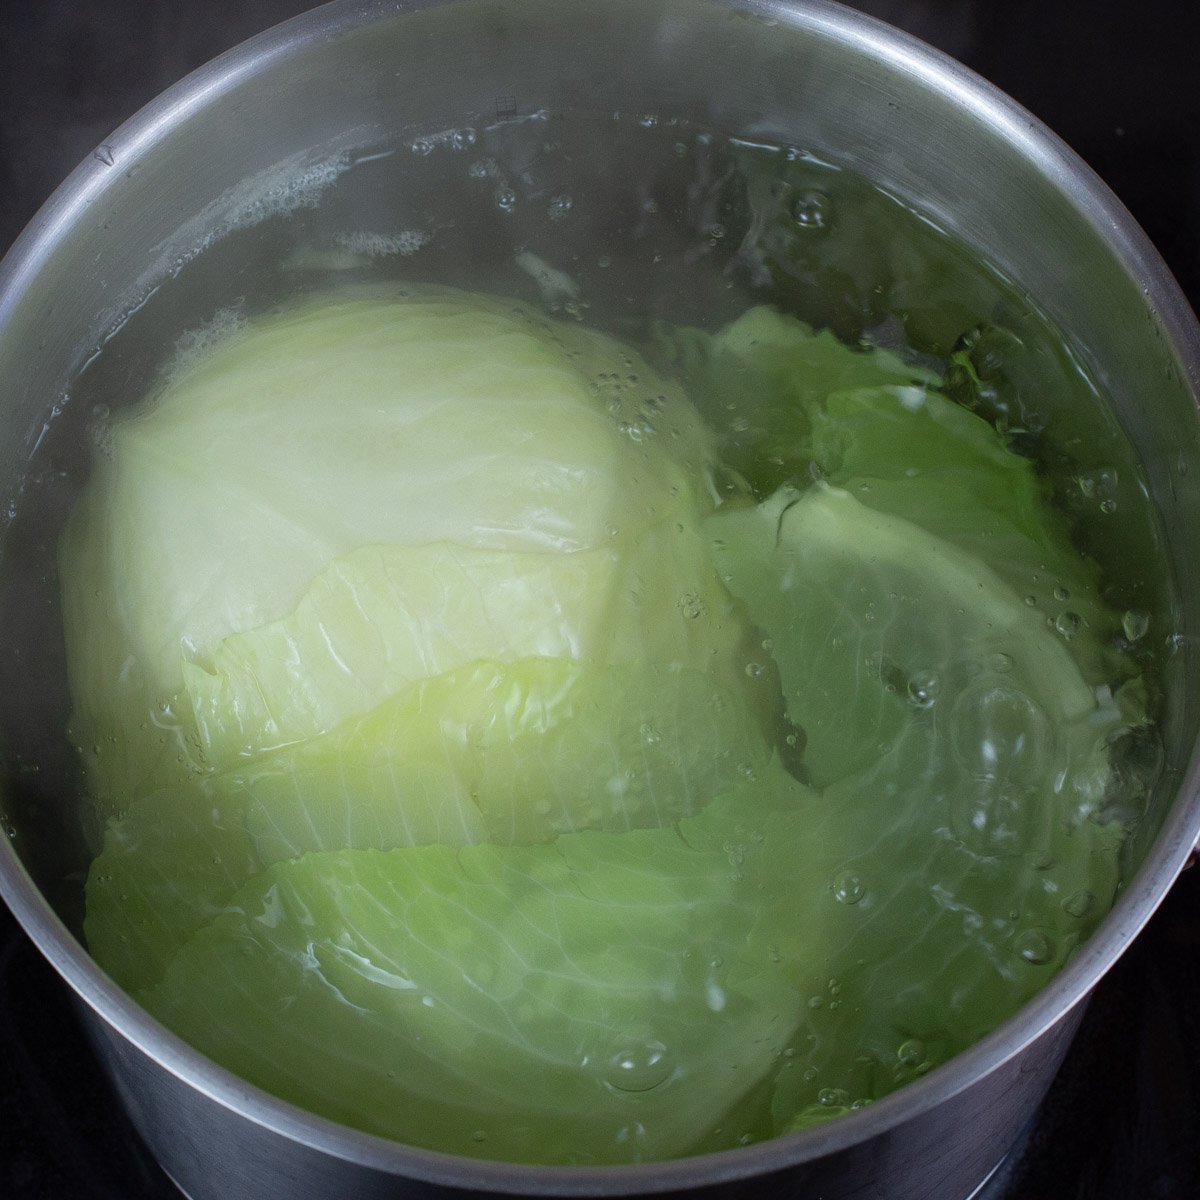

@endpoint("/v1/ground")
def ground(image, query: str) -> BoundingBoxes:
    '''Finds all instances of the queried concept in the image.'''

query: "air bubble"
[1017,930,1054,965]
[952,682,1051,785]
[1054,611,1082,639]
[1062,890,1096,919]
[792,189,831,231]
[495,188,517,212]
[897,1039,925,1066]
[907,671,939,708]
[818,1087,850,1107]
[832,871,865,905]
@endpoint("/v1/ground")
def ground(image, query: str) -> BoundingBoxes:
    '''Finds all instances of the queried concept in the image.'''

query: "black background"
[2,2,1199,1198]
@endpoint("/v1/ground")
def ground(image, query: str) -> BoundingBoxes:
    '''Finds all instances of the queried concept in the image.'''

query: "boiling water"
[0,109,1176,1163]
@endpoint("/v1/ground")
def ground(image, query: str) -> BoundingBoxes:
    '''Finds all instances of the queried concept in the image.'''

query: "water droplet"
[604,1036,672,1094]
[986,652,1013,674]
[1062,890,1096,919]
[638,113,659,128]
[792,189,831,231]
[708,222,726,240]
[1100,498,1117,514]
[1122,610,1149,642]
[1055,611,1082,639]
[1017,930,1054,965]
[818,1087,850,1107]
[411,137,435,156]
[495,188,516,212]
[472,1129,487,1142]
[897,1039,925,1065]
[907,671,939,708]
[640,723,662,746]
[832,871,865,905]
[93,144,115,167]
[744,662,763,678]
[1053,586,1070,602]
[548,194,573,220]
[808,994,824,1009]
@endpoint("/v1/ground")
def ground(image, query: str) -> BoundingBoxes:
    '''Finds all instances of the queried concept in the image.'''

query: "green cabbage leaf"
[136,773,817,1164]
[86,656,771,993]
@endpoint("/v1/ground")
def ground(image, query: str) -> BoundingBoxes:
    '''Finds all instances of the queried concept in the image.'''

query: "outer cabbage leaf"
[136,807,807,1164]
[182,519,754,769]
[704,480,1136,1123]
[763,756,1123,1129]
[708,483,1107,790]
[648,305,938,495]
[60,288,717,806]
[86,658,771,993]
[807,383,1121,669]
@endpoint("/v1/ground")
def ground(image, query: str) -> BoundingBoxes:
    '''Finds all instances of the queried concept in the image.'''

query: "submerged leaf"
[138,805,806,1164]
[86,657,770,993]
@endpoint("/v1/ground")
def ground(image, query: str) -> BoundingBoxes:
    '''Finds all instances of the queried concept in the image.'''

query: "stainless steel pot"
[2,2,1199,1198]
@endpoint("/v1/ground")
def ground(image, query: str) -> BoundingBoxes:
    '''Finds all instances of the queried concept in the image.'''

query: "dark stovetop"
[2,2,1200,1198]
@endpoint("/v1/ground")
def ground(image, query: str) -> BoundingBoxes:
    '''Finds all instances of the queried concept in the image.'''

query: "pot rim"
[2,0,1199,1192]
